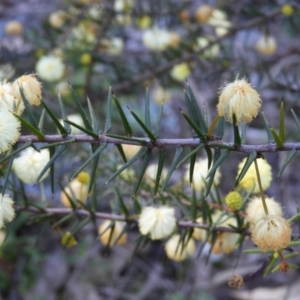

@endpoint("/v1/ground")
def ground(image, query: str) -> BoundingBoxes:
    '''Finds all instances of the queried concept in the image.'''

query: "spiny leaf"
[104,87,112,133]
[232,113,241,146]
[57,92,70,134]
[154,100,164,138]
[39,139,76,149]
[113,95,132,136]
[49,147,55,194]
[63,119,98,139]
[87,97,100,134]
[105,134,147,145]
[279,101,285,143]
[2,156,14,197]
[0,141,32,165]
[116,144,127,163]
[278,149,297,177]
[38,109,46,132]
[176,144,205,169]
[215,116,225,140]
[19,87,38,129]
[270,128,283,148]
[88,144,102,193]
[207,115,220,138]
[261,112,274,143]
[235,151,257,186]
[144,87,151,130]
[115,187,129,217]
[154,148,167,196]
[291,109,300,138]
[189,151,197,186]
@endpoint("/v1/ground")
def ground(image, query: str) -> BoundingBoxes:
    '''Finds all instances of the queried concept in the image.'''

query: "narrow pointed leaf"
[184,89,198,137]
[176,144,205,169]
[180,109,206,141]
[144,87,151,130]
[204,146,213,169]
[88,144,102,193]
[261,112,274,143]
[189,151,197,186]
[69,83,93,132]
[2,156,14,196]
[0,141,31,165]
[113,95,132,136]
[215,116,225,139]
[104,87,112,133]
[19,87,38,128]
[115,187,129,217]
[57,93,71,134]
[161,147,183,192]
[154,101,164,138]
[49,147,55,194]
[154,148,167,195]
[207,115,220,138]
[52,213,74,228]
[278,149,297,177]
[270,128,283,147]
[235,151,257,186]
[41,100,68,136]
[128,108,156,141]
[132,149,152,197]
[105,134,147,145]
[71,143,107,180]
[232,114,241,146]
[13,114,44,140]
[105,146,148,184]
[64,119,98,138]
[39,139,75,149]
[279,101,285,142]
[87,97,100,134]
[241,123,246,144]
[36,145,67,183]
[38,109,46,132]
[116,144,127,163]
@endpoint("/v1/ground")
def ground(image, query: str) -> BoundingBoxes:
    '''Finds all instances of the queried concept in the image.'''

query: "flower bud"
[5,21,23,35]
[255,35,277,56]
[281,4,293,16]
[61,232,77,248]
[217,78,261,124]
[98,220,127,246]
[225,191,243,211]
[251,215,291,252]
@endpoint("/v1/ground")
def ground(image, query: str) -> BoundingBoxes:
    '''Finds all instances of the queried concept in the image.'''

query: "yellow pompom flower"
[98,220,127,246]
[61,232,77,248]
[255,35,277,56]
[165,234,196,261]
[13,74,42,106]
[138,206,176,240]
[60,172,90,208]
[170,63,190,82]
[217,78,262,124]
[225,191,243,211]
[246,196,282,227]
[251,215,291,252]
[80,53,92,65]
[0,108,21,155]
[237,158,272,193]
[0,194,15,229]
[184,157,221,192]
[12,148,50,184]
[281,4,293,16]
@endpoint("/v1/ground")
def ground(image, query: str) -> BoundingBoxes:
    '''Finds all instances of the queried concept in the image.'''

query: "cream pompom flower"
[12,147,50,184]
[217,78,262,124]
[142,27,171,52]
[184,157,221,192]
[246,196,282,227]
[138,206,176,240]
[0,81,24,115]
[255,35,277,56]
[60,172,90,208]
[36,55,65,82]
[98,220,127,246]
[0,194,15,229]
[13,74,42,106]
[152,86,171,104]
[0,108,21,154]
[170,63,191,82]
[237,158,272,193]
[165,234,196,261]
[252,215,291,252]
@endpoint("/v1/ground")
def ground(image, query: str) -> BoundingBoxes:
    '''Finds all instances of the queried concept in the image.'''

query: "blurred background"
[1,0,300,299]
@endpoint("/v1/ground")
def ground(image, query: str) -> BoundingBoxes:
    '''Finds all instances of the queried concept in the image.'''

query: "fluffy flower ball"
[0,81,24,115]
[255,35,277,56]
[0,194,15,229]
[246,196,282,227]
[170,63,190,82]
[138,206,176,240]
[142,28,171,52]
[165,234,196,261]
[13,74,42,106]
[0,108,21,154]
[36,55,65,82]
[12,147,50,184]
[237,158,272,194]
[252,215,291,252]
[98,220,127,246]
[217,78,262,124]
[184,157,221,192]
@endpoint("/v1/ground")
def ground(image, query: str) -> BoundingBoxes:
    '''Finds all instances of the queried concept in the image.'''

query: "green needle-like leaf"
[235,151,257,186]
[132,148,152,197]
[105,134,147,145]
[279,101,285,143]
[291,109,300,138]
[115,187,129,217]
[104,87,112,133]
[105,146,148,184]
[87,97,100,134]
[116,144,127,163]
[144,87,151,130]
[278,149,297,177]
[161,147,183,192]
[154,101,164,138]
[49,147,55,195]
[71,143,107,180]
[38,108,46,132]
[69,83,93,132]
[154,148,167,196]
[270,128,283,148]
[113,95,132,136]
[0,141,32,165]
[215,116,225,140]
[180,109,206,141]
[19,87,38,129]
[176,144,205,169]
[88,144,102,193]
[41,100,68,136]
[128,108,156,142]
[2,156,14,196]
[13,113,44,140]
[207,115,220,138]
[189,151,197,186]
[261,112,274,143]
[57,92,71,134]
[232,113,241,146]
[63,119,98,139]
